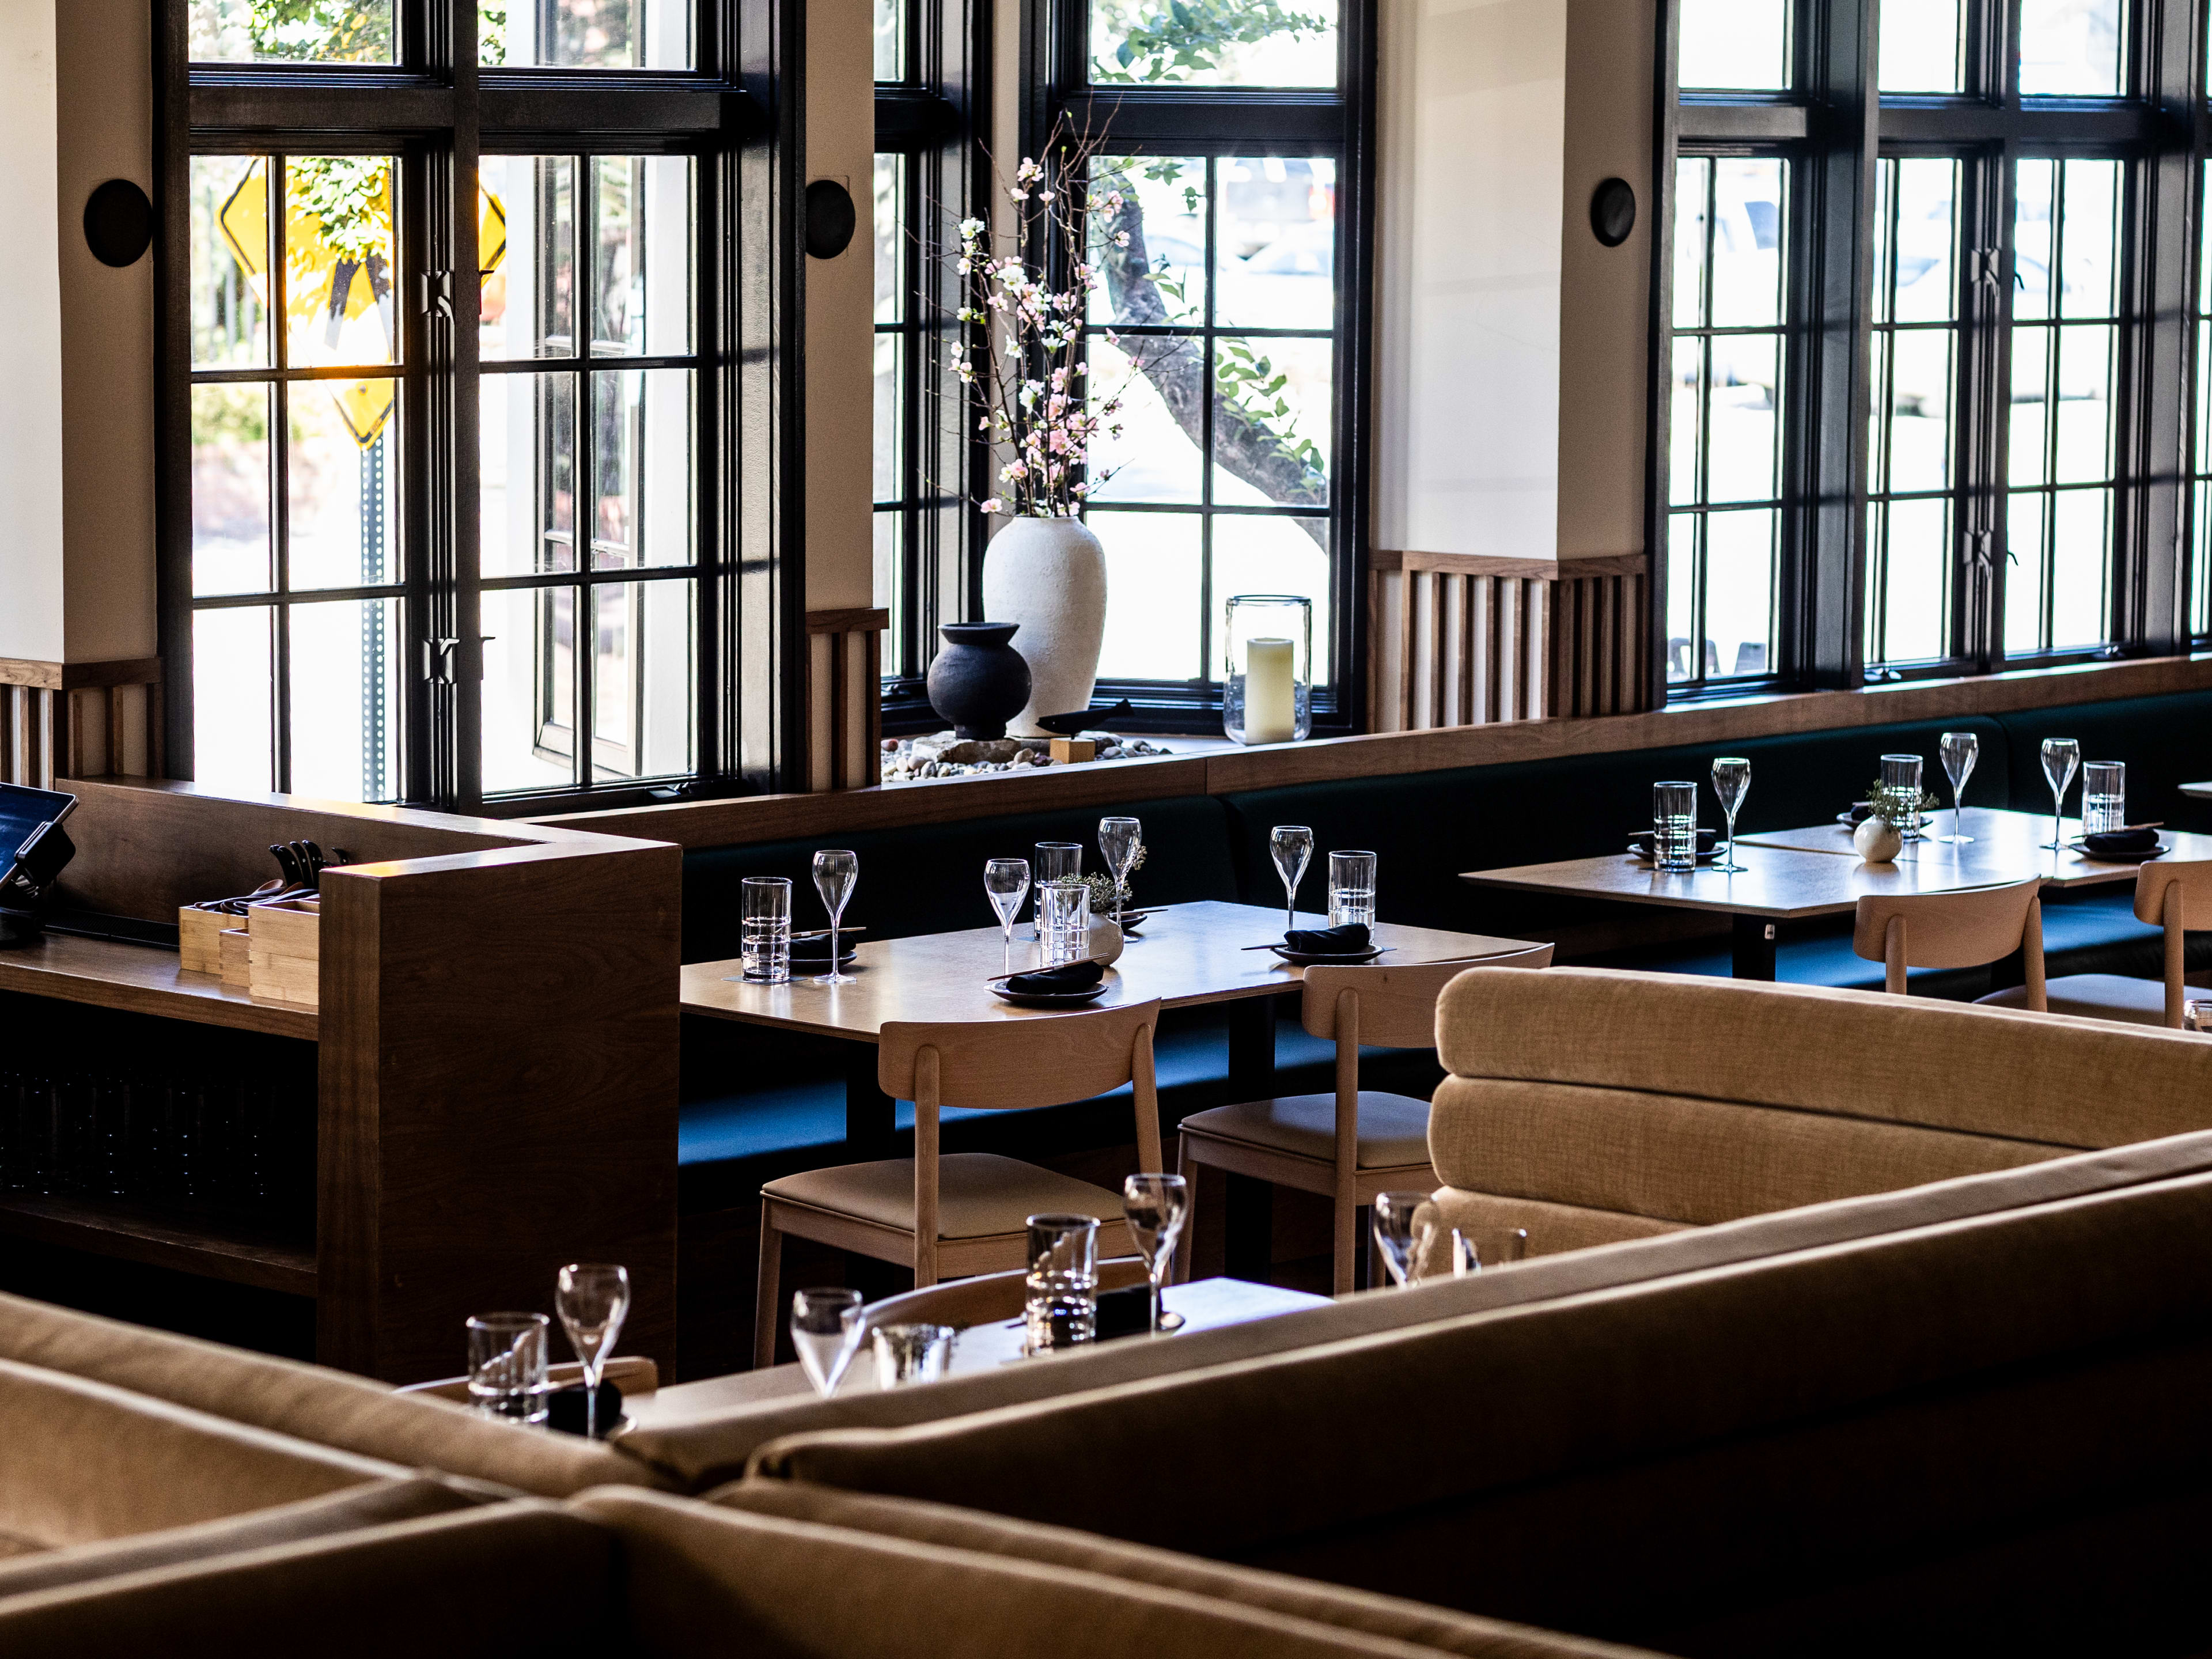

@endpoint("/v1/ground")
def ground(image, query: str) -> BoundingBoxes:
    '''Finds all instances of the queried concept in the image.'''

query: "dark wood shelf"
[0,932,317,1040]
[0,1193,317,1296]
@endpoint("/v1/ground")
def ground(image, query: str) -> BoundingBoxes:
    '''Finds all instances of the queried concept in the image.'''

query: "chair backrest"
[1850,877,2045,995]
[878,1000,1163,1115]
[858,1259,1152,1335]
[1301,945,1554,1047]
[2130,858,2212,1027]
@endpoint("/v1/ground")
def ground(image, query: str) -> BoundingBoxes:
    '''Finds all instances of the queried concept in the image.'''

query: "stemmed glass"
[1937,731,1979,844]
[790,1287,866,1398]
[555,1262,630,1442]
[810,850,858,985]
[984,858,1031,972]
[1270,825,1315,934]
[1099,817,1142,931]
[1122,1173,1189,1335]
[2041,737,2081,850]
[1711,757,1750,873]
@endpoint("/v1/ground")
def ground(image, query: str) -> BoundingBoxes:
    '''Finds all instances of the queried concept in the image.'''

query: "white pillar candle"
[1244,637,1297,744]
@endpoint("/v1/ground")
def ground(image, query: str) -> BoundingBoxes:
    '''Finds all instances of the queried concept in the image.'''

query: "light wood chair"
[753,999,1164,1367]
[1979,858,2212,1028]
[1173,946,1554,1296]
[1852,878,2046,1007]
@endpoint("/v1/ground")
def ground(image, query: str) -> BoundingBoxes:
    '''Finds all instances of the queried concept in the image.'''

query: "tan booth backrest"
[569,1486,1666,1659]
[0,1291,670,1497]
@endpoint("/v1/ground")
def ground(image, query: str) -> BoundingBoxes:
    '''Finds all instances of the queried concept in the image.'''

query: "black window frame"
[156,0,805,813]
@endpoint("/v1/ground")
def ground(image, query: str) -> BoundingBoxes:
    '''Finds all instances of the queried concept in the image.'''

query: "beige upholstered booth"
[1421,966,2212,1259]
[1982,857,2212,1028]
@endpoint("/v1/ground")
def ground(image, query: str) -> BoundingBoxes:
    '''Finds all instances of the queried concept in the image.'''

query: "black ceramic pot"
[926,622,1032,740]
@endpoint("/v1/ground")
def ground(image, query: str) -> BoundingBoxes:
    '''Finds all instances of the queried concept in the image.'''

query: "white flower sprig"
[952,150,1131,518]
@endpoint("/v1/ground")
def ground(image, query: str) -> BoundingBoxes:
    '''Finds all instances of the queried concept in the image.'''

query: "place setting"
[1249,830,1387,964]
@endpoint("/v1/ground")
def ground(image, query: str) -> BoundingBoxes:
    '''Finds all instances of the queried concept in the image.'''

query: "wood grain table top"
[680,899,1538,1041]
[1737,807,2212,888]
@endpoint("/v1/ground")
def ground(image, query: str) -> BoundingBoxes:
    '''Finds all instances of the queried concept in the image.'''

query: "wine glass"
[1099,817,1142,931]
[1372,1191,1439,1287]
[1937,731,1978,844]
[1122,1173,1189,1335]
[790,1287,866,1397]
[811,850,858,985]
[1270,825,1315,935]
[984,858,1031,971]
[1711,757,1750,873]
[554,1262,630,1442]
[2040,737,2080,850]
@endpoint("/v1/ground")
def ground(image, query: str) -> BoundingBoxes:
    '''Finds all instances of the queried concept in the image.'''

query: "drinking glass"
[1880,755,1925,841]
[2082,762,2126,836]
[1711,757,1750,873]
[984,858,1031,970]
[1039,878,1091,967]
[555,1263,631,1442]
[873,1323,956,1388]
[1032,842,1081,938]
[467,1312,550,1425]
[1328,850,1378,929]
[1937,731,1979,844]
[790,1287,866,1398]
[1270,825,1315,934]
[1122,1173,1189,1335]
[1024,1212,1100,1353]
[1453,1226,1529,1275]
[1372,1191,1440,1287]
[810,850,858,986]
[1098,817,1142,931]
[2186,1001,2212,1035]
[740,876,791,984]
[1652,782,1698,871]
[2041,738,2081,849]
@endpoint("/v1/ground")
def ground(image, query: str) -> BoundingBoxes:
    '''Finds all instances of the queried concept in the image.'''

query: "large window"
[164,0,791,809]
[1662,0,2196,695]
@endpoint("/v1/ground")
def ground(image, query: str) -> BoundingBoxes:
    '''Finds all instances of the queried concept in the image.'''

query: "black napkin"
[546,1380,623,1438]
[1284,923,1370,954]
[1094,1283,1154,1340]
[1627,828,1718,857]
[1002,959,1105,995]
[2084,826,2161,857]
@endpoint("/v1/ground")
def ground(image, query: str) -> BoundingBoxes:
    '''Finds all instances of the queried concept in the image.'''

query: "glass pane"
[192,156,270,369]
[2054,324,2113,485]
[1212,515,1332,685]
[1665,514,1698,681]
[1878,0,1961,92]
[2060,160,2119,319]
[2049,489,2110,648]
[2005,493,2048,652]
[192,0,393,62]
[192,607,273,794]
[480,373,577,578]
[1089,0,1338,87]
[2195,480,2211,638]
[192,384,271,596]
[1091,157,1207,328]
[286,380,399,591]
[1705,334,1781,504]
[1088,337,1202,504]
[289,599,402,802]
[284,156,397,370]
[592,156,693,357]
[481,0,692,67]
[1878,497,1950,661]
[1887,329,1953,494]
[1673,158,1711,331]
[874,510,902,665]
[1892,159,1957,324]
[480,156,575,361]
[875,0,903,78]
[482,585,578,793]
[1090,511,1203,679]
[590,581,695,781]
[1708,160,1785,329]
[1705,508,1776,679]
[875,154,905,324]
[2019,0,2122,95]
[1672,337,1705,506]
[2011,328,2051,485]
[2014,161,2055,323]
[875,333,903,503]
[1214,157,1335,330]
[1678,0,1789,90]
[590,369,695,570]
[1211,336,1331,507]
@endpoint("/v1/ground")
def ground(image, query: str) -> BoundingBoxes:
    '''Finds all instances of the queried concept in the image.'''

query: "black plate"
[2070,836,2169,862]
[990,969,1116,1007]
[1115,908,1153,933]
[1267,944,1385,966]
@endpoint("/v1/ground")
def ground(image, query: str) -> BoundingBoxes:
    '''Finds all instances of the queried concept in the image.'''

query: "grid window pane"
[590,369,695,570]
[283,157,397,370]
[876,0,904,78]
[1089,0,1338,87]
[1214,157,1335,330]
[1090,511,1205,680]
[480,156,577,362]
[191,384,271,597]
[1089,336,1203,503]
[192,607,274,794]
[1678,0,1789,91]
[286,383,399,591]
[1213,515,1332,687]
[482,585,578,793]
[592,157,693,358]
[1878,0,1963,92]
[192,156,270,369]
[192,0,393,63]
[874,151,919,681]
[2019,0,2123,96]
[289,598,402,802]
[479,0,693,67]
[2194,171,2212,638]
[481,373,578,578]
[591,581,695,781]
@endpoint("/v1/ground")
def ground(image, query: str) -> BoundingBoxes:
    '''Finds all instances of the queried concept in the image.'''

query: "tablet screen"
[0,783,74,874]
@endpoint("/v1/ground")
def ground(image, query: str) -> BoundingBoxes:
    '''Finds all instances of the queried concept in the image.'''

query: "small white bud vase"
[1085,918,1125,965]
[980,516,1108,738]
[1853,816,1903,864]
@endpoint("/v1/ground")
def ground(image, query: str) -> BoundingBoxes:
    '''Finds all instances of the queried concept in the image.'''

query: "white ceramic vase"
[1853,816,1903,864]
[980,516,1107,738]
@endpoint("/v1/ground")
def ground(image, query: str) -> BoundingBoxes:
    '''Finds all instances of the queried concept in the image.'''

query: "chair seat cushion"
[1979,974,2168,1027]
[1179,1093,1433,1170]
[763,1154,1124,1241]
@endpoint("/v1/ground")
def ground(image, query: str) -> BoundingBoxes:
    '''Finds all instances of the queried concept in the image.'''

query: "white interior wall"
[805,0,877,613]
[1,0,67,662]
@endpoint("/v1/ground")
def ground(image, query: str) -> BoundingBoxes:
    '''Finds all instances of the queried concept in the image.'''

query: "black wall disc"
[84,179,154,267]
[805,179,857,259]
[1590,177,1637,249]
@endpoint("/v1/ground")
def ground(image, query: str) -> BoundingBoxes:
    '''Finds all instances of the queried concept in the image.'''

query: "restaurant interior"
[5,0,2212,1650]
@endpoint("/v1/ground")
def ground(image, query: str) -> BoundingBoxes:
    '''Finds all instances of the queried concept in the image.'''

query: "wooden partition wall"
[0,779,680,1384]
[0,660,163,788]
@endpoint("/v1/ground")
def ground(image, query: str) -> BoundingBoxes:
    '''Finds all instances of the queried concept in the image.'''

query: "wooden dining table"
[1461,807,2212,980]
[682,899,1539,1151]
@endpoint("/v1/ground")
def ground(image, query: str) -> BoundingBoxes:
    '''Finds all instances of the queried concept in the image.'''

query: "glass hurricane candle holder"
[1222,594,1312,746]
